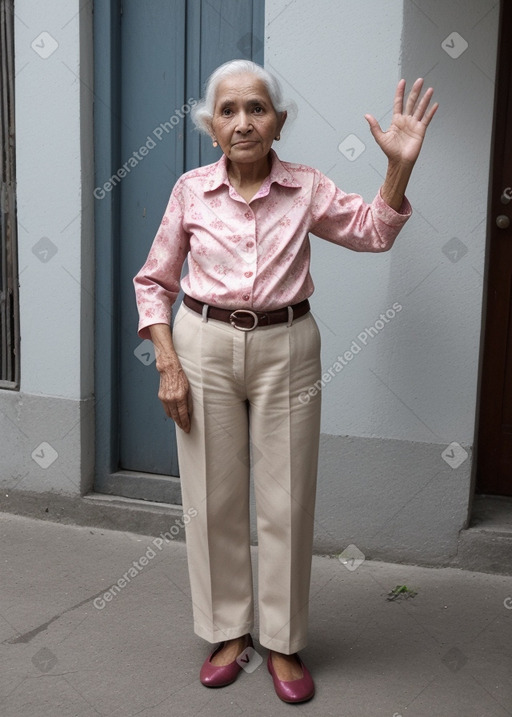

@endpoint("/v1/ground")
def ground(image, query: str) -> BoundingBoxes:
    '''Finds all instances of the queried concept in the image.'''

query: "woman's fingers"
[364,113,383,140]
[167,397,191,432]
[413,86,436,122]
[175,396,191,433]
[401,78,437,123]
[404,77,423,115]
[158,367,192,432]
[392,78,406,116]
[374,78,438,131]
[421,94,439,126]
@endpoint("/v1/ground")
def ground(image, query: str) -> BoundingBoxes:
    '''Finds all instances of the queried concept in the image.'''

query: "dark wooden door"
[476,0,512,496]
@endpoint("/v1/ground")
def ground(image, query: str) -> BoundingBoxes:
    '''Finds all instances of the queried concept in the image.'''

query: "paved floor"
[1,512,512,717]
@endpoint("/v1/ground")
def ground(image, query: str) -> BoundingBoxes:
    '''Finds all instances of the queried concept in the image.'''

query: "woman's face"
[210,73,286,167]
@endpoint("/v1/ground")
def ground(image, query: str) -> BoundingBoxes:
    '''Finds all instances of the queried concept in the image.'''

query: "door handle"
[496,215,510,229]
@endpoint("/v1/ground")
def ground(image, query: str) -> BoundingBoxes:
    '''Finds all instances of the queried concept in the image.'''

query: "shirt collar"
[203,148,302,193]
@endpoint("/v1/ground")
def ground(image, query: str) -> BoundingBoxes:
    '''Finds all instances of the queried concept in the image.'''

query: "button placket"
[234,208,257,304]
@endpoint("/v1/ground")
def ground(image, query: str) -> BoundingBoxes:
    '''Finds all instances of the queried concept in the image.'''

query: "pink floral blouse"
[133,149,412,339]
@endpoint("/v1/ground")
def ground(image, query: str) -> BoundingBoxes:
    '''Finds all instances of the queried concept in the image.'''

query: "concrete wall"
[0,0,95,499]
[264,0,499,563]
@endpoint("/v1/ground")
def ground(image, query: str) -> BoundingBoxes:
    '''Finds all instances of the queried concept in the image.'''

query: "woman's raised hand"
[364,78,438,167]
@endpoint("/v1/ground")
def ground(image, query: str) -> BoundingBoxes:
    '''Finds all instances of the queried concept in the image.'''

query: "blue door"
[94,0,264,502]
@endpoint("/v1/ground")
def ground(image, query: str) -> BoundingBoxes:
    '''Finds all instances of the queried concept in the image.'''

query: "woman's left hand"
[364,78,438,167]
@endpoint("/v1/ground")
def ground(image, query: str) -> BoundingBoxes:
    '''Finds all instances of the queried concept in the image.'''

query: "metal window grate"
[0,0,19,389]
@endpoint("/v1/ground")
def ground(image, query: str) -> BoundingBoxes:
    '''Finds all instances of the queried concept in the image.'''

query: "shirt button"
[246,241,254,248]
[242,294,250,301]
[244,271,253,278]
[244,211,252,220]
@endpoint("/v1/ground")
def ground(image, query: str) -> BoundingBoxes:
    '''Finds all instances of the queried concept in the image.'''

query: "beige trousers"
[172,302,322,654]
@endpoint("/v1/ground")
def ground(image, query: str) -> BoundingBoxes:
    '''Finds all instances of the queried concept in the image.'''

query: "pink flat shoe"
[200,634,253,687]
[267,652,315,703]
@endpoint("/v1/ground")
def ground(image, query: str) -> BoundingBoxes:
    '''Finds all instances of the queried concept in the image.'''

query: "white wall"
[14,0,94,400]
[0,0,94,497]
[265,0,499,446]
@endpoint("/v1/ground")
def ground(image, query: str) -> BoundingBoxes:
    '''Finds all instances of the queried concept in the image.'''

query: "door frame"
[93,0,182,502]
[474,0,512,497]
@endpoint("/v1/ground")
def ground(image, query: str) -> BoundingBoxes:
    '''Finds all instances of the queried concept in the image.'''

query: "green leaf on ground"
[387,584,418,601]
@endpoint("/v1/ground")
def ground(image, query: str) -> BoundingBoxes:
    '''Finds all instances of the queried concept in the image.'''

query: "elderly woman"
[133,59,437,703]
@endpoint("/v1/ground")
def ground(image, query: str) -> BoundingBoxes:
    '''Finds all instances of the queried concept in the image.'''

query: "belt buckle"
[229,309,259,331]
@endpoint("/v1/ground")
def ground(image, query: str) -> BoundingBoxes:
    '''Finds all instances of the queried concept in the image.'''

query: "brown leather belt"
[183,294,310,331]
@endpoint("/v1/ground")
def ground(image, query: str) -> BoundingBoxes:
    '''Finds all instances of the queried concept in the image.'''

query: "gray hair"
[191,59,296,136]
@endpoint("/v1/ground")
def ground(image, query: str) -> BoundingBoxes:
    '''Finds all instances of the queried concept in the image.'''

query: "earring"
[275,135,281,141]
[212,140,218,148]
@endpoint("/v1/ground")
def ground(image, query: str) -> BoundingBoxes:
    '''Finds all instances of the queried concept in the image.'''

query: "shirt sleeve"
[133,179,190,340]
[309,171,412,252]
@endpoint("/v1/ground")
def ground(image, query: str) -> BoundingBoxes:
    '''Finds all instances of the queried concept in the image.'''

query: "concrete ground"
[1,512,511,717]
